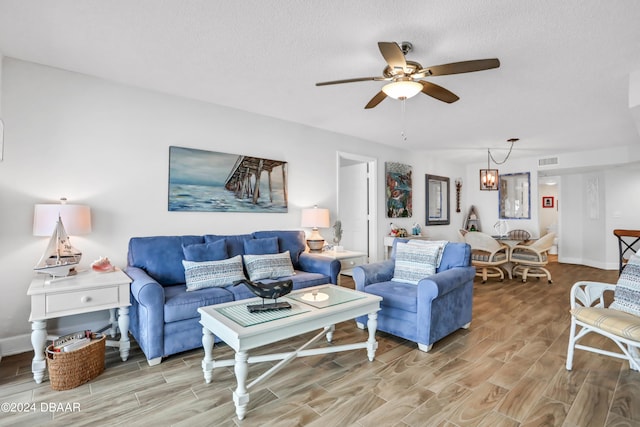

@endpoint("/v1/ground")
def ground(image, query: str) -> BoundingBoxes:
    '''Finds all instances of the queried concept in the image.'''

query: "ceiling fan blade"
[421,58,500,76]
[364,91,387,109]
[378,42,407,73]
[419,81,460,103]
[316,76,387,86]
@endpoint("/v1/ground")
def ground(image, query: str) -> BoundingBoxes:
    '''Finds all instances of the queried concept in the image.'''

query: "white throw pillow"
[243,251,295,281]
[611,253,640,316]
[392,242,441,285]
[407,239,448,267]
[182,255,246,291]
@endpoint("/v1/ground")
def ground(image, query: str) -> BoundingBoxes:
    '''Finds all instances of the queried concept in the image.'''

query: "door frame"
[336,151,378,262]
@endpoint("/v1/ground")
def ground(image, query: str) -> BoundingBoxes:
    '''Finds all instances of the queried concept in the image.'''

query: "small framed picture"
[542,196,554,208]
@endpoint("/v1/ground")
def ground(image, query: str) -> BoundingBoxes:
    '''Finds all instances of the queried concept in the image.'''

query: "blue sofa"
[126,230,340,365]
[353,240,475,352]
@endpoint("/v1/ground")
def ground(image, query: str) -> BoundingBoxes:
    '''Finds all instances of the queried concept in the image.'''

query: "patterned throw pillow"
[392,242,441,285]
[611,253,640,316]
[182,255,246,291]
[243,251,295,281]
[407,240,448,267]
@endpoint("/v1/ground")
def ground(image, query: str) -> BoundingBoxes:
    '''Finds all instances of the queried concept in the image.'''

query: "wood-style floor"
[2,260,639,427]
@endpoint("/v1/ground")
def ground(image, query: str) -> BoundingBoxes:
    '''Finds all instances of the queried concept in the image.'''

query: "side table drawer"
[46,287,119,315]
[340,256,367,273]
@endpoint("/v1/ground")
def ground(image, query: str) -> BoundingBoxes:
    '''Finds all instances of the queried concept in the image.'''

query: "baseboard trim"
[0,333,32,357]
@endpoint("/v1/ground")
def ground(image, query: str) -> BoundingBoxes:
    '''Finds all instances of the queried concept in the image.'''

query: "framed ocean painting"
[168,146,288,213]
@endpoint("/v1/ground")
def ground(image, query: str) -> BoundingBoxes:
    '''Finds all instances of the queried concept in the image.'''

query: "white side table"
[27,268,132,384]
[315,250,367,285]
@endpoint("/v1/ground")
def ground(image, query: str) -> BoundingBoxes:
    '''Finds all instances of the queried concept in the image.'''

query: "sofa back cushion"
[253,230,306,269]
[128,235,204,285]
[204,234,254,258]
[182,239,228,262]
[244,236,279,255]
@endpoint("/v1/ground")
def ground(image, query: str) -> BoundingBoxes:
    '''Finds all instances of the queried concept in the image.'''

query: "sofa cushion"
[183,255,247,291]
[392,242,440,285]
[244,236,279,255]
[611,253,640,317]
[243,251,295,281]
[182,239,228,262]
[128,235,204,285]
[204,234,254,258]
[164,284,234,323]
[253,230,306,269]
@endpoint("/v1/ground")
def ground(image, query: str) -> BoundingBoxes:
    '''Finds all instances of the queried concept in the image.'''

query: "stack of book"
[52,330,103,353]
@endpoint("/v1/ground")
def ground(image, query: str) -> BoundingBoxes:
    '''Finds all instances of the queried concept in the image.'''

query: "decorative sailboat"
[34,215,82,278]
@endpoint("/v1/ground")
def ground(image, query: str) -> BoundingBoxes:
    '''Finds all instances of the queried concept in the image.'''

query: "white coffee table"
[198,284,382,420]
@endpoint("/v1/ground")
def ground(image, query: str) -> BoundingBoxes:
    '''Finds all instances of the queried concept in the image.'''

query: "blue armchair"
[353,240,475,351]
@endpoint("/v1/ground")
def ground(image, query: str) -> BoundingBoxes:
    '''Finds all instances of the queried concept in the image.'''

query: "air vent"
[538,157,559,167]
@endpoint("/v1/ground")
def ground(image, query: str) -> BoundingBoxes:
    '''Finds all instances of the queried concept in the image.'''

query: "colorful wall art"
[168,146,288,213]
[385,162,412,218]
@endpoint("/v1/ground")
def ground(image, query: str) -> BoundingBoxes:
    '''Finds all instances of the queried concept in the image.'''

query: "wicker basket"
[46,335,106,390]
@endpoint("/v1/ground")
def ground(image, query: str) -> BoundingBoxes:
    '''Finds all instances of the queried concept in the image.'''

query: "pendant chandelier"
[479,138,518,191]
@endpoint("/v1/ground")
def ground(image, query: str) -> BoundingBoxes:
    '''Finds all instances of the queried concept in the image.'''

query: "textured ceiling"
[1,1,640,163]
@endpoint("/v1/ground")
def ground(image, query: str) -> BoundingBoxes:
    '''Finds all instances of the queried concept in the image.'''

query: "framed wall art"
[168,146,288,213]
[385,162,412,218]
[542,196,554,208]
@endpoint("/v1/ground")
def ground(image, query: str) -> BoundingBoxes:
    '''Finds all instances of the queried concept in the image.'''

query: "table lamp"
[301,206,330,252]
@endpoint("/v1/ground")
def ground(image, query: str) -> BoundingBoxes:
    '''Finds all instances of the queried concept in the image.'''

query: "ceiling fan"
[316,41,500,109]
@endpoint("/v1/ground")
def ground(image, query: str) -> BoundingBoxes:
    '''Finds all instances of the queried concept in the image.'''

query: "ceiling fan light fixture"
[382,80,423,100]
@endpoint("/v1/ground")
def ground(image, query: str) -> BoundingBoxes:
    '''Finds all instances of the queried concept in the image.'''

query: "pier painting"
[168,146,288,213]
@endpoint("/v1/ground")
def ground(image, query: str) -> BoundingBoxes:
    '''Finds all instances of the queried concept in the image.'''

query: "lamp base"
[307,239,325,253]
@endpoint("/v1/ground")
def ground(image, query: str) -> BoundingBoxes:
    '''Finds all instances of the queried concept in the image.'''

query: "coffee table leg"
[326,324,335,343]
[202,327,215,383]
[233,351,250,420]
[366,312,378,362]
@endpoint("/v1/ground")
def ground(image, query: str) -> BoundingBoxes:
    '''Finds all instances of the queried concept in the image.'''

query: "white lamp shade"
[33,204,92,236]
[300,207,330,229]
[382,80,423,99]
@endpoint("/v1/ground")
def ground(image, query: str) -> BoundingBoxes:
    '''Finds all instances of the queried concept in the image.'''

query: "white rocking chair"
[566,271,640,371]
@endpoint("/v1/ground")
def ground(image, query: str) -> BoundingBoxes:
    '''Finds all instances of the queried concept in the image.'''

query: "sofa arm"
[298,253,341,284]
[126,266,166,360]
[353,260,395,291]
[417,266,476,298]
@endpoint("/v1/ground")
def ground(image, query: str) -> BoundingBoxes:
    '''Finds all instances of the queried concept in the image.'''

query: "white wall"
[0,58,466,354]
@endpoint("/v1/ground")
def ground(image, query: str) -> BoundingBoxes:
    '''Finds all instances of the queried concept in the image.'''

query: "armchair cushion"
[571,306,640,341]
[182,239,228,262]
[182,255,246,291]
[243,251,295,281]
[392,242,441,284]
[611,254,640,316]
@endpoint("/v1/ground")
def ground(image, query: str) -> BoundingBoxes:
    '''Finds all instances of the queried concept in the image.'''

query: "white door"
[337,152,377,261]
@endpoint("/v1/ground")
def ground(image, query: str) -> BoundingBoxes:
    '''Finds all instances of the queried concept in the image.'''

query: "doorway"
[337,152,378,262]
[538,175,560,255]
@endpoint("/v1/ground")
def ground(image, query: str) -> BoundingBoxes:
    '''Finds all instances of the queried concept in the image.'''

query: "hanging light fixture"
[479,138,518,191]
[382,79,423,100]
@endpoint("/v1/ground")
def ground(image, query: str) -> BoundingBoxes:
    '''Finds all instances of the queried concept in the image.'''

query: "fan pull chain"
[400,98,407,141]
